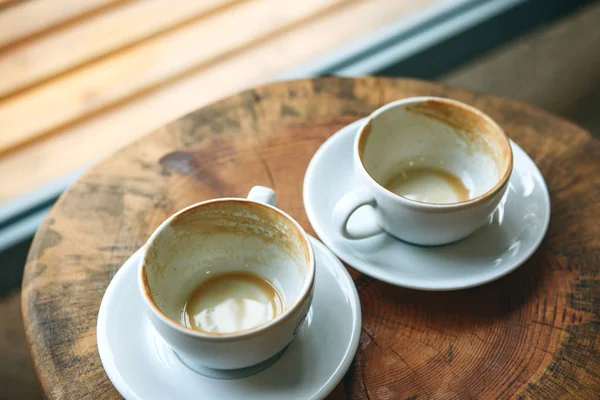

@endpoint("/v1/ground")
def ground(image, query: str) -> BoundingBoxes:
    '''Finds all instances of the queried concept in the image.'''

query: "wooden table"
[22,77,600,399]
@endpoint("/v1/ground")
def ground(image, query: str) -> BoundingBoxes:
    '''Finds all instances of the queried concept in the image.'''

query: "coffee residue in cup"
[384,167,470,204]
[181,272,285,334]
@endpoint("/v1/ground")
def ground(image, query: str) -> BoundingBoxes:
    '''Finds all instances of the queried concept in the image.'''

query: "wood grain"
[0,0,237,98]
[0,0,351,155]
[0,0,122,49]
[22,77,600,399]
[0,0,437,202]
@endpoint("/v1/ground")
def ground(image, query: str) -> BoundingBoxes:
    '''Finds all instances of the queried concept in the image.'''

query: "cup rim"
[138,197,316,342]
[355,96,513,210]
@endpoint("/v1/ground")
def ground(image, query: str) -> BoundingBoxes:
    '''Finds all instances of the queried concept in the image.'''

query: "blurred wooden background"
[0,0,440,204]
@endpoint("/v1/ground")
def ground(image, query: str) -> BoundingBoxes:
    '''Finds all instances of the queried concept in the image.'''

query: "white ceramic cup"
[333,97,513,246]
[139,186,315,371]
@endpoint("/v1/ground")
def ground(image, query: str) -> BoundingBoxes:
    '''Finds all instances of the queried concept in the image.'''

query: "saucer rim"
[97,236,361,400]
[303,118,551,291]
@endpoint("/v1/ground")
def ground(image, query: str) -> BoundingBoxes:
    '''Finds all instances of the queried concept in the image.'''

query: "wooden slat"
[0,0,352,156]
[0,0,237,98]
[0,0,121,49]
[0,0,438,202]
[0,0,23,10]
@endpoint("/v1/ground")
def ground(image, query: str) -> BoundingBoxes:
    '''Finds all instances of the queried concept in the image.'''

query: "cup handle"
[247,186,277,206]
[332,187,384,239]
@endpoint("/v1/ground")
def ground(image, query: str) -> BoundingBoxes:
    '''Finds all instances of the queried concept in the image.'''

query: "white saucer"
[303,119,551,290]
[97,236,361,400]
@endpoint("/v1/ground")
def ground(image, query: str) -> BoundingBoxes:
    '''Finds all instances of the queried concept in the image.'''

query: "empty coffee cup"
[333,97,513,246]
[139,186,315,372]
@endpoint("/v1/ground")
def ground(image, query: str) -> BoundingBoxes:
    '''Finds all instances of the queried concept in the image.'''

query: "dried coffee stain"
[159,149,230,196]
[405,99,485,136]
[405,99,509,158]
[159,151,199,175]
[357,119,372,156]
[280,103,300,117]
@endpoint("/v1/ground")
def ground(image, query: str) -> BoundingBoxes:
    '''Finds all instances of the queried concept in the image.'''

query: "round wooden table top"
[22,77,600,399]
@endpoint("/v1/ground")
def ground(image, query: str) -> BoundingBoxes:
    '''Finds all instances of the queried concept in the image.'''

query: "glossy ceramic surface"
[97,237,361,400]
[304,119,551,290]
[140,187,315,371]
[332,97,513,245]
